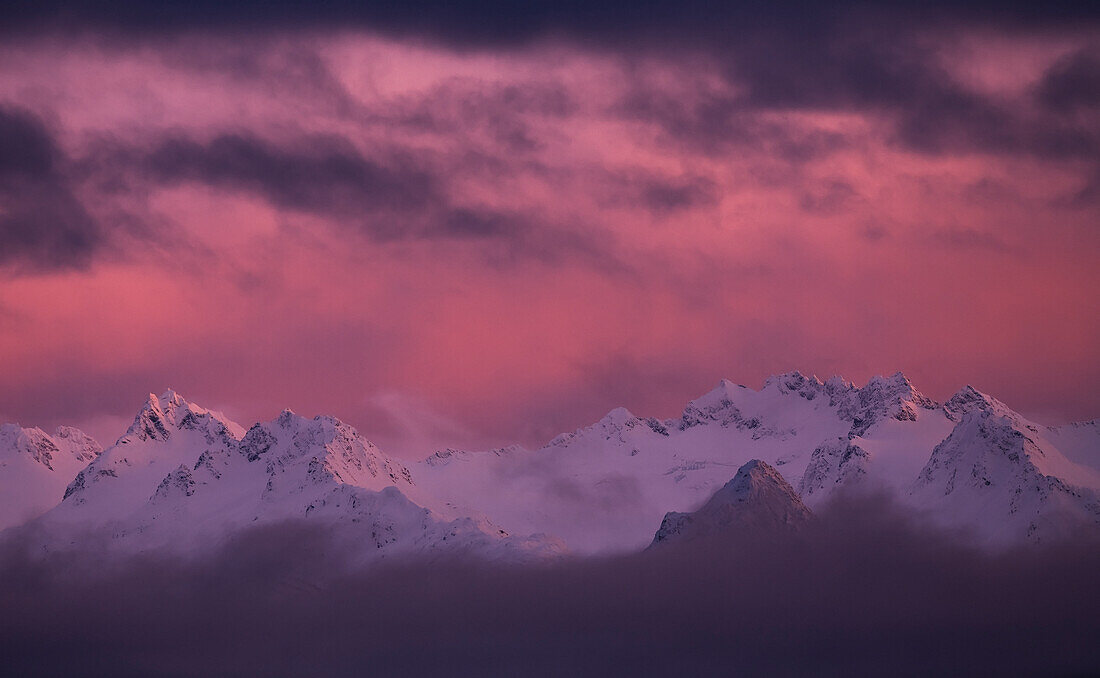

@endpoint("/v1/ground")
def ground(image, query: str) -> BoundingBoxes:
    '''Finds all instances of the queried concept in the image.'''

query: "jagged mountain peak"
[53,425,98,445]
[676,371,934,438]
[858,371,933,405]
[798,437,871,501]
[0,423,103,529]
[677,380,755,430]
[911,408,1100,543]
[0,423,101,470]
[942,385,1018,422]
[119,390,244,445]
[686,378,750,407]
[835,372,937,437]
[275,409,298,427]
[241,411,413,491]
[550,405,669,446]
[764,371,824,395]
[723,458,797,494]
[601,406,637,424]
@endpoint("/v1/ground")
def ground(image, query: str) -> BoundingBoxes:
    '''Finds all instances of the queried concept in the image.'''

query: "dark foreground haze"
[2,496,1097,678]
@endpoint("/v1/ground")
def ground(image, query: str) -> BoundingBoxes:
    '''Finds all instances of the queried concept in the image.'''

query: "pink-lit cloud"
[0,12,1097,455]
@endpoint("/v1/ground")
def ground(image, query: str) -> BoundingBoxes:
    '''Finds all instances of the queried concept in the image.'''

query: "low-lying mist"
[2,495,1097,678]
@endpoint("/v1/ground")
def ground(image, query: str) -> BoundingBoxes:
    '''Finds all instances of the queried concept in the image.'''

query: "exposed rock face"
[0,424,102,529]
[117,390,243,446]
[0,424,101,471]
[911,409,1100,544]
[652,460,812,545]
[241,411,414,498]
[28,391,559,564]
[798,437,871,500]
[5,374,1097,557]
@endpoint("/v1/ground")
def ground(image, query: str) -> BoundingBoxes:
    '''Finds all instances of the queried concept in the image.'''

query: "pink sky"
[0,26,1097,456]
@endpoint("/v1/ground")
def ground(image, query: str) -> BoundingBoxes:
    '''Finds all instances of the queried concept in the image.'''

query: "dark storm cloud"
[617,43,1098,165]
[639,175,718,212]
[143,134,437,217]
[1036,47,1100,113]
[393,81,576,133]
[593,169,720,214]
[91,132,549,245]
[2,0,1096,40]
[1,495,1097,677]
[8,3,1097,165]
[6,1,1096,109]
[441,208,520,238]
[892,86,1099,160]
[0,105,103,272]
[74,129,626,270]
[616,87,851,160]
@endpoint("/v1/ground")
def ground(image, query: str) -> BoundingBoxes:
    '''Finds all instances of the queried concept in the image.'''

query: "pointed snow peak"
[54,425,93,441]
[911,408,1100,542]
[860,372,929,402]
[711,378,746,395]
[762,371,829,403]
[0,424,55,468]
[121,394,172,443]
[686,379,741,409]
[858,369,937,407]
[864,372,910,393]
[765,371,823,393]
[837,372,937,437]
[243,411,412,490]
[943,385,1016,422]
[276,409,299,428]
[798,437,870,501]
[601,406,636,425]
[723,459,797,496]
[0,422,22,437]
[916,408,1048,489]
[551,405,668,446]
[678,380,755,430]
[314,413,344,427]
[119,391,242,444]
[824,375,854,392]
[159,389,184,407]
[0,423,101,470]
[652,459,811,545]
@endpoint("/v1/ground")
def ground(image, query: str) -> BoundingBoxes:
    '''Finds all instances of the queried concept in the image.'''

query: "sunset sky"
[0,2,1097,456]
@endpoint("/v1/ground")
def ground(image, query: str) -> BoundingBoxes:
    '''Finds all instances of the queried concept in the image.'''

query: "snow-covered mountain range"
[28,391,557,563]
[2,373,1097,560]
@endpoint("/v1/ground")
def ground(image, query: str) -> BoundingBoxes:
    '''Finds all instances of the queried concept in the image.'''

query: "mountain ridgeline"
[1,372,1097,561]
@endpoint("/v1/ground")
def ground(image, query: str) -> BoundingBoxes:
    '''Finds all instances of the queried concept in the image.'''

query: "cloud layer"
[0,6,1096,451]
[2,495,1098,676]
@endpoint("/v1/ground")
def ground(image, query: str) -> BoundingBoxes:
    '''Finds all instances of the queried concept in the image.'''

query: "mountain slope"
[0,424,101,529]
[413,372,954,552]
[415,375,1098,551]
[652,460,811,545]
[3,375,1096,556]
[910,394,1100,544]
[31,392,558,562]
